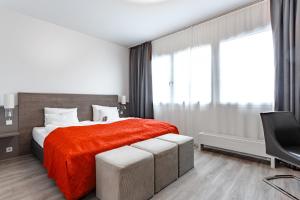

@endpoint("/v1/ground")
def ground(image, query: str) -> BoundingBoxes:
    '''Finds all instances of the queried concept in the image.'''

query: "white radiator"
[197,132,272,160]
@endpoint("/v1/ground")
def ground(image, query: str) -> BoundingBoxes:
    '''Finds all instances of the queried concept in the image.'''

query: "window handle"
[169,81,174,87]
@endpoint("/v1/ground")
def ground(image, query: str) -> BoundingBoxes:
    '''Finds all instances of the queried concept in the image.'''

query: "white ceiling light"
[126,0,170,4]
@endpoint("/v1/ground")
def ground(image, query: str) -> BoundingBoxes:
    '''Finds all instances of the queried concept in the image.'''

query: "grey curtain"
[129,42,154,119]
[271,0,300,121]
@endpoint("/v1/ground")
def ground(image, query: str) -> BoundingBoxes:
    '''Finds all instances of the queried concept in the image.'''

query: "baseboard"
[197,132,271,160]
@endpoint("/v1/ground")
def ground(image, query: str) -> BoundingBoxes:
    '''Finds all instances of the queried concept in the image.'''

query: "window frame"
[152,27,274,106]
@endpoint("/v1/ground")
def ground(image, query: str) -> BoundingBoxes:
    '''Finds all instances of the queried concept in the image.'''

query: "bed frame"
[18,93,119,155]
[32,139,44,162]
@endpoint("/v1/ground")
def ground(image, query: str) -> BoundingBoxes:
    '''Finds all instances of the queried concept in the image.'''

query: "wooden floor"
[1,149,300,200]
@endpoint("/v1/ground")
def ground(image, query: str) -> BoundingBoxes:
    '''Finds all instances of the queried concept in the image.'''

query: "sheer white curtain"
[152,0,274,140]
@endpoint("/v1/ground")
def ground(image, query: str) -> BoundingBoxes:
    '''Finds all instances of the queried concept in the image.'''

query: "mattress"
[32,127,48,148]
[32,119,131,148]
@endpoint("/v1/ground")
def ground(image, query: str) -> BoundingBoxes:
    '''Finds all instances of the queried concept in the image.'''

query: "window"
[219,30,274,105]
[173,50,190,103]
[152,45,212,104]
[152,55,172,103]
[152,28,274,106]
[190,45,212,104]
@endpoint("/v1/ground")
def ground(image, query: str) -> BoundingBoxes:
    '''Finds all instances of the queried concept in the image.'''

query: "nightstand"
[0,132,19,160]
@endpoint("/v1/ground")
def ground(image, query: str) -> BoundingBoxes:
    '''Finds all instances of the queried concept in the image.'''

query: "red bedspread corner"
[43,118,178,200]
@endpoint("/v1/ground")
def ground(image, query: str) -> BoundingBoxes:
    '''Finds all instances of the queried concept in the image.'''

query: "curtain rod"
[150,0,265,43]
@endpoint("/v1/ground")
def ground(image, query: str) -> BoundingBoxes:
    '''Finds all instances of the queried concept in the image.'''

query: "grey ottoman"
[95,146,154,200]
[156,134,194,176]
[131,138,178,193]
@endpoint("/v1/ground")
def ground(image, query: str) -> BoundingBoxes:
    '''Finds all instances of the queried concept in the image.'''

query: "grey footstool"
[156,134,194,176]
[131,138,178,193]
[95,146,154,200]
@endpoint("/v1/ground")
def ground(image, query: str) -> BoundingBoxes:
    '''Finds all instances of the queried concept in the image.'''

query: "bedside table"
[0,132,19,160]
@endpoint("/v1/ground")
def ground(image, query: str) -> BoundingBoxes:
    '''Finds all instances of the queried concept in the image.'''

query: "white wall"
[0,8,129,105]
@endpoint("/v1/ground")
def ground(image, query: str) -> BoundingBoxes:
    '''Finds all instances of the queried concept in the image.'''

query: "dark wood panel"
[18,93,118,155]
[0,136,19,160]
[0,107,19,160]
[0,132,19,138]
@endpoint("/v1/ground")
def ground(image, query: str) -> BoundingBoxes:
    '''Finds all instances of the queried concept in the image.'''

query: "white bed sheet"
[32,127,48,148]
[32,118,131,148]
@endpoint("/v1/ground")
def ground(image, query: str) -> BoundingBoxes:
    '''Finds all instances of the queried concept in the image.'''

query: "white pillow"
[44,107,79,126]
[44,112,79,126]
[92,105,119,122]
[45,107,78,115]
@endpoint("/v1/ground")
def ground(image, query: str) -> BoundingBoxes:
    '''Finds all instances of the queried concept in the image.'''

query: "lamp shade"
[121,96,126,105]
[4,94,15,109]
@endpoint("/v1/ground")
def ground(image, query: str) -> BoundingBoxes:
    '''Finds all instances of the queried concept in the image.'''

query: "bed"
[31,120,130,161]
[31,120,111,162]
[18,93,178,200]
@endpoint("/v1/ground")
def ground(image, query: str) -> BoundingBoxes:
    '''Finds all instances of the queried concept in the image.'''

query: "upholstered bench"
[95,146,154,200]
[156,134,194,176]
[131,138,178,193]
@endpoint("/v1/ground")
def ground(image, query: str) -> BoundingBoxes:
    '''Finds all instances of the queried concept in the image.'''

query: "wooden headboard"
[18,93,118,155]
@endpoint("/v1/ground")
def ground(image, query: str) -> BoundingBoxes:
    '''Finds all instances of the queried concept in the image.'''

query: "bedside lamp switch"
[6,147,13,153]
[6,120,13,126]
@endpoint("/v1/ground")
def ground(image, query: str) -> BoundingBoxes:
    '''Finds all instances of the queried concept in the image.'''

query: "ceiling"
[0,0,256,47]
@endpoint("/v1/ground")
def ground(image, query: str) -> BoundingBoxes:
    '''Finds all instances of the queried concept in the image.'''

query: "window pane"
[190,45,212,104]
[173,50,190,103]
[220,29,274,105]
[152,55,172,103]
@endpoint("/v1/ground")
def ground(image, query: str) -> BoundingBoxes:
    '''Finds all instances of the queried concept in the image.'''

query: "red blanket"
[44,118,178,200]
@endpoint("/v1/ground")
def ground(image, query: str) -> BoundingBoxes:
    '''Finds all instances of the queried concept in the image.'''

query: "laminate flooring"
[1,149,299,200]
